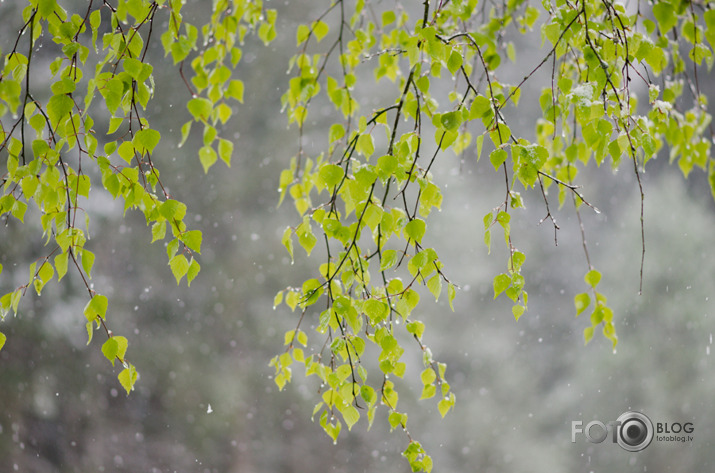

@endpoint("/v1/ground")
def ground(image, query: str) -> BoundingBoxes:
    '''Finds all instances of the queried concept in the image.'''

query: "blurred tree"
[1,1,714,471]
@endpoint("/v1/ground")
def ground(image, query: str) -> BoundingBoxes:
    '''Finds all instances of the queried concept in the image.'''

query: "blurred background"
[1,1,713,472]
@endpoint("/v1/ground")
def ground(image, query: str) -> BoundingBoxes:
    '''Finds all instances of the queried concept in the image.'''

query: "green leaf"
[298,228,317,255]
[329,123,345,143]
[199,145,218,173]
[133,128,161,154]
[319,164,344,187]
[493,273,511,298]
[380,249,398,271]
[496,211,510,228]
[82,250,95,278]
[584,269,601,287]
[187,258,201,286]
[227,80,244,103]
[448,283,456,311]
[1,293,11,319]
[7,290,22,315]
[574,292,590,316]
[37,0,57,18]
[0,332,6,352]
[51,77,76,95]
[470,95,492,119]
[160,199,187,222]
[117,141,136,163]
[218,139,233,166]
[114,336,129,360]
[406,320,425,339]
[118,364,138,394]
[29,113,46,134]
[151,221,166,243]
[38,260,54,285]
[281,227,294,263]
[313,20,329,42]
[179,121,192,148]
[364,299,388,323]
[204,124,217,146]
[90,8,101,36]
[123,57,144,80]
[47,94,74,128]
[510,251,526,271]
[84,294,108,322]
[447,50,463,75]
[440,111,462,132]
[489,123,511,146]
[420,384,437,400]
[603,322,618,348]
[382,10,396,26]
[301,279,323,306]
[652,2,677,33]
[438,393,454,417]
[427,275,442,301]
[404,218,426,244]
[705,10,715,46]
[187,97,213,122]
[54,252,69,281]
[507,42,517,63]
[376,154,398,180]
[296,24,310,45]
[167,238,180,260]
[85,321,94,345]
[278,169,294,206]
[10,200,27,222]
[169,254,190,284]
[360,385,375,405]
[420,367,436,385]
[258,21,277,45]
[388,411,405,430]
[583,326,595,345]
[182,230,202,253]
[591,307,605,325]
[203,124,218,146]
[489,148,508,171]
[357,134,375,158]
[342,405,359,430]
[102,337,119,365]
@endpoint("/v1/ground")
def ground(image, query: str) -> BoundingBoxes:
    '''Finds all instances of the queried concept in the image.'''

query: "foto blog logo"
[571,411,694,452]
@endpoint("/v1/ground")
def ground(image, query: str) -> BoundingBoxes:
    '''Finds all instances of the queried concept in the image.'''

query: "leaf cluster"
[0,0,274,393]
[275,0,715,469]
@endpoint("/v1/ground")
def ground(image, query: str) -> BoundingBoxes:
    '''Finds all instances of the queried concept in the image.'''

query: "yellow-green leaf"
[118,364,138,394]
[574,292,590,316]
[342,405,359,430]
[404,218,426,244]
[54,252,69,281]
[199,145,218,173]
[169,254,190,284]
[313,20,329,42]
[227,80,244,103]
[102,337,119,365]
[182,230,202,253]
[218,138,233,166]
[84,294,108,322]
[584,269,601,287]
[187,97,212,122]
[187,258,201,286]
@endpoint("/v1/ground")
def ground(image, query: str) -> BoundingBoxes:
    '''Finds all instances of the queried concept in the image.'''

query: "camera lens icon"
[616,411,653,452]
